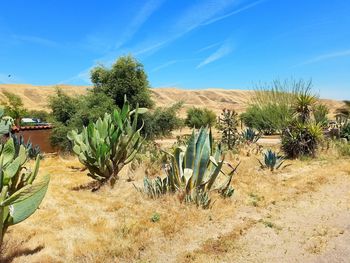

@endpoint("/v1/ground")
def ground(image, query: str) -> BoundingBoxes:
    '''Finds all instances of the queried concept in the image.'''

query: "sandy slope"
[0,84,345,116]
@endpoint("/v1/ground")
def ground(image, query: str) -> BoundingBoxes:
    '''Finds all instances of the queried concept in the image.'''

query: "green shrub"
[49,89,116,152]
[340,123,350,141]
[0,138,50,248]
[281,122,323,159]
[67,98,147,189]
[142,102,183,139]
[185,107,216,128]
[139,128,239,209]
[313,104,329,127]
[335,141,350,156]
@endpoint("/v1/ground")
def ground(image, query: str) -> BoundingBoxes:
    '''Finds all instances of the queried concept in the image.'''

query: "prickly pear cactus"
[67,97,147,188]
[0,137,50,247]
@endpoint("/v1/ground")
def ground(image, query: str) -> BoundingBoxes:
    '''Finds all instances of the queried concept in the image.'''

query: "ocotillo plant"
[0,138,50,248]
[67,97,147,189]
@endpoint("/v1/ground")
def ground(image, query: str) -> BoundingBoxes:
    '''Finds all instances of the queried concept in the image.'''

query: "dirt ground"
[0,146,349,263]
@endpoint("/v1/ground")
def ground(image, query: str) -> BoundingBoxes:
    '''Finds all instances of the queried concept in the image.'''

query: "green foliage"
[11,134,42,160]
[217,109,239,150]
[67,98,147,189]
[91,55,154,109]
[340,123,350,141]
[185,107,216,129]
[25,110,50,122]
[49,89,116,152]
[241,128,261,144]
[1,91,28,126]
[258,149,287,171]
[140,128,239,209]
[0,138,50,248]
[281,122,323,159]
[334,141,350,156]
[150,212,160,223]
[241,104,292,135]
[293,86,317,124]
[142,102,184,139]
[312,104,329,127]
[49,88,78,125]
[241,79,314,134]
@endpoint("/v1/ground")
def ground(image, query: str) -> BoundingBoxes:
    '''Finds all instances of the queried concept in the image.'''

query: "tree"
[217,109,239,150]
[48,89,116,152]
[1,91,28,126]
[91,55,154,109]
[185,107,216,128]
[48,88,78,125]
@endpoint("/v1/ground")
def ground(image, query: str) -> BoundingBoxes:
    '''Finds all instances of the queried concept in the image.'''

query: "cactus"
[67,98,147,188]
[140,127,240,208]
[0,138,50,248]
[258,149,288,171]
[0,107,13,136]
[217,109,240,150]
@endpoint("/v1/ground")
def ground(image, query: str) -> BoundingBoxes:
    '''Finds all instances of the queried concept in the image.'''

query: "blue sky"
[0,0,349,99]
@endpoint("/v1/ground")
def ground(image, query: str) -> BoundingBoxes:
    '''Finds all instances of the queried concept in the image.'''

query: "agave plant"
[241,128,261,144]
[67,98,147,189]
[140,128,240,208]
[0,138,50,248]
[258,149,288,171]
[11,134,42,160]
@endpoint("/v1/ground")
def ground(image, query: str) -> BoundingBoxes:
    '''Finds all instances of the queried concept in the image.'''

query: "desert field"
[0,141,349,263]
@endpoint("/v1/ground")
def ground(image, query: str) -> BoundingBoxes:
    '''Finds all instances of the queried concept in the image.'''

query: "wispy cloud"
[197,40,233,68]
[201,0,266,26]
[151,58,200,72]
[11,34,58,47]
[114,0,165,49]
[196,42,222,54]
[299,49,350,65]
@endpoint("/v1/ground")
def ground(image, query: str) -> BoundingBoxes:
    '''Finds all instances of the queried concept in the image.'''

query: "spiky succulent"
[241,128,261,144]
[258,149,288,171]
[140,128,239,209]
[67,97,147,189]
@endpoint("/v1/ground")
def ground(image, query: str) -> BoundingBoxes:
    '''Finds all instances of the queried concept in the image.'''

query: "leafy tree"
[48,89,116,151]
[142,102,184,139]
[91,55,154,109]
[49,88,78,125]
[1,91,28,126]
[217,109,239,150]
[185,107,216,128]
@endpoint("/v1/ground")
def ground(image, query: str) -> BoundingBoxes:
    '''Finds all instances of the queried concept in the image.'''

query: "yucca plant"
[67,98,147,189]
[241,128,261,144]
[0,138,50,248]
[258,149,288,171]
[140,128,239,208]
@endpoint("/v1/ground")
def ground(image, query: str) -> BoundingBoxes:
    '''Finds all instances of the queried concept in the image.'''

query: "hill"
[0,84,345,116]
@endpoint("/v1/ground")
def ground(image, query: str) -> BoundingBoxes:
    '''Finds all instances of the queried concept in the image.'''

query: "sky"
[0,0,349,100]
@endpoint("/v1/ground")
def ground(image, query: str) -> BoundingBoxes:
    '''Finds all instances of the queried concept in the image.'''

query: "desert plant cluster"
[0,55,349,262]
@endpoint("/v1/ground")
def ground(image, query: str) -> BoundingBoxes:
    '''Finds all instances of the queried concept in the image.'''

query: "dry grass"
[0,84,345,116]
[0,144,348,262]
